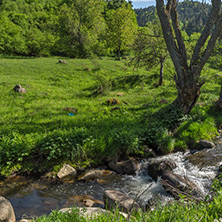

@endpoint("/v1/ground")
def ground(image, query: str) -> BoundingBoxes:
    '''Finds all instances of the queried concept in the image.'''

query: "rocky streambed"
[1,138,222,221]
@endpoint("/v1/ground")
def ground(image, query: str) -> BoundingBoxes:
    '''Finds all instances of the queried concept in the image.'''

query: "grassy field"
[0,56,221,175]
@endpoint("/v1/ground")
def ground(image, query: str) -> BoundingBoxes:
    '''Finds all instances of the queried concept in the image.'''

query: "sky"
[131,0,156,8]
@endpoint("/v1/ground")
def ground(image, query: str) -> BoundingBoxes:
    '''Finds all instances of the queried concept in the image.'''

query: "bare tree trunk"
[159,57,164,86]
[156,0,222,114]
[117,47,121,60]
[216,84,222,111]
[117,39,121,60]
[173,75,201,114]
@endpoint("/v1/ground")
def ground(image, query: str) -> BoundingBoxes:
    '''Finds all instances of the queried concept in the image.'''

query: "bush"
[176,117,218,147]
[155,128,175,154]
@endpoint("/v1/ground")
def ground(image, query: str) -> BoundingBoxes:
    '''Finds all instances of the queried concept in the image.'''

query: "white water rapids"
[3,142,222,220]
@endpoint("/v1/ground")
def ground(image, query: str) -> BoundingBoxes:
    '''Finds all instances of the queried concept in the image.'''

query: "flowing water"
[2,138,222,220]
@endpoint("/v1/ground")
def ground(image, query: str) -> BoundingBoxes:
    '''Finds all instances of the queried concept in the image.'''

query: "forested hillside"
[0,0,213,58]
[135,1,211,35]
[0,0,137,58]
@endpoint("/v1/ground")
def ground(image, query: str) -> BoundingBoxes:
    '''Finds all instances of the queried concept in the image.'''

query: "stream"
[1,137,222,221]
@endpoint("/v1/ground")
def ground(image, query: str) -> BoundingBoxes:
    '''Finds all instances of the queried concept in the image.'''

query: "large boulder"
[108,157,140,175]
[59,207,130,220]
[161,171,202,200]
[57,164,76,179]
[148,159,176,181]
[194,140,215,150]
[60,207,111,219]
[0,196,16,222]
[103,190,140,213]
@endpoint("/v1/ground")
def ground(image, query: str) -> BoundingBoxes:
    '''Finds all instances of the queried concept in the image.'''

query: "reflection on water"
[2,143,222,220]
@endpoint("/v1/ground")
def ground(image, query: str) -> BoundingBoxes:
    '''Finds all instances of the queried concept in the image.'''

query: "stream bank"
[1,137,222,221]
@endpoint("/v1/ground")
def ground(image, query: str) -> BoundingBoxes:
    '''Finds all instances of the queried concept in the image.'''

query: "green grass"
[0,56,221,175]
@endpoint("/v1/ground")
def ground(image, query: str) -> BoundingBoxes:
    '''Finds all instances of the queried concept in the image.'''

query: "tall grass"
[0,56,221,175]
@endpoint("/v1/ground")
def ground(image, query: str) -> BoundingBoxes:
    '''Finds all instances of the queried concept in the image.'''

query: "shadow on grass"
[0,103,186,174]
[0,55,36,59]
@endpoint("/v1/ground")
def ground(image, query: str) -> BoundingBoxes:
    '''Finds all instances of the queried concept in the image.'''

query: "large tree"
[156,0,222,114]
[105,1,138,60]
[56,0,106,58]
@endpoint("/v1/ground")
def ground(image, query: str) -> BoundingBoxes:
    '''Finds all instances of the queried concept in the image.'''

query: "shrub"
[176,117,218,147]
[155,128,175,154]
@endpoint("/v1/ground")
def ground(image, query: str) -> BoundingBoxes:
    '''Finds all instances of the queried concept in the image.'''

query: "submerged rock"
[78,169,115,183]
[108,157,140,175]
[186,147,222,168]
[63,195,104,208]
[0,196,16,222]
[103,190,140,213]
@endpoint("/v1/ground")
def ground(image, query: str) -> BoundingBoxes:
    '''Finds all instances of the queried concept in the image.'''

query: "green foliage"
[0,57,220,174]
[55,0,106,58]
[0,131,39,172]
[104,1,138,59]
[0,12,26,55]
[37,129,87,162]
[155,128,175,153]
[135,1,211,36]
[142,106,184,151]
[106,0,130,10]
[134,6,155,27]
[176,116,218,147]
[93,71,111,95]
[132,17,168,85]
[209,55,222,70]
[34,208,87,222]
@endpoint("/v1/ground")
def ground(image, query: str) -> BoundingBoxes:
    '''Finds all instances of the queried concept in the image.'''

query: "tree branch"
[170,0,188,69]
[156,0,183,86]
[191,0,221,66]
[195,15,222,75]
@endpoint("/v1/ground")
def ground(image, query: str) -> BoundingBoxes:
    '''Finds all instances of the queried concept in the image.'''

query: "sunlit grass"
[0,56,221,175]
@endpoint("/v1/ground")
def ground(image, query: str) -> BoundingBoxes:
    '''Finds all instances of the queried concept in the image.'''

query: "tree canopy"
[104,1,138,60]
[135,2,211,36]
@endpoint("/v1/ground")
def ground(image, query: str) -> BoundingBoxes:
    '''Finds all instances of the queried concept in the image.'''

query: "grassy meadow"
[0,55,221,175]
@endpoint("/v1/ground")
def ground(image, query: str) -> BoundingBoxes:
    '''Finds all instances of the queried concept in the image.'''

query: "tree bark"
[159,57,164,86]
[117,46,121,60]
[173,75,201,114]
[117,39,121,60]
[156,0,222,114]
[216,84,222,111]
